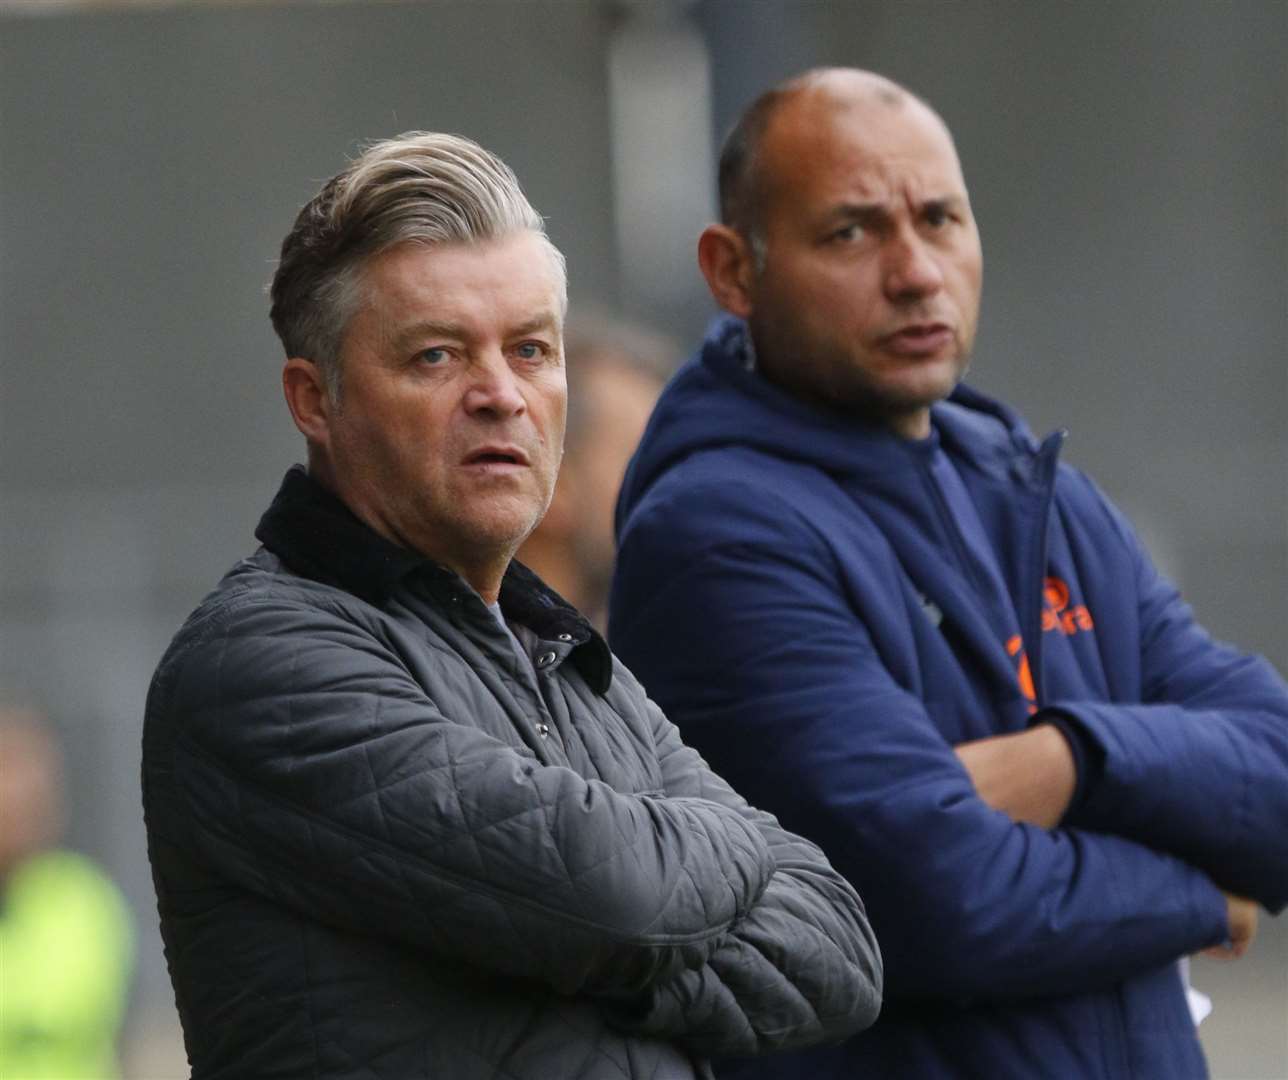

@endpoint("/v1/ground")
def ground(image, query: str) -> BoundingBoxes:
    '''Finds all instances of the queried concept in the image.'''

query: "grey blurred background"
[1,1,1284,1076]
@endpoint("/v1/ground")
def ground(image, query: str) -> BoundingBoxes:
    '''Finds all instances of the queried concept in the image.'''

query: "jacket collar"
[703,317,1037,467]
[255,466,613,694]
[619,315,1043,531]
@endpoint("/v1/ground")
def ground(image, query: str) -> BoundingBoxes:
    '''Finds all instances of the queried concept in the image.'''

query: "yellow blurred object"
[0,850,134,1080]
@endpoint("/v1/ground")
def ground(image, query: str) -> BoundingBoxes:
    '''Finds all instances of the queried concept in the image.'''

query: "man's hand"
[954,724,1077,829]
[1202,891,1258,960]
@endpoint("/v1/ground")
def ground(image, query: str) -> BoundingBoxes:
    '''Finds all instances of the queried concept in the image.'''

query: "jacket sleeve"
[150,593,775,997]
[605,670,882,1056]
[1046,482,1288,912]
[610,479,1230,1004]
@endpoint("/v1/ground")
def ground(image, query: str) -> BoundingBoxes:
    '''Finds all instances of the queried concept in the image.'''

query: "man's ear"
[697,224,756,319]
[282,358,332,446]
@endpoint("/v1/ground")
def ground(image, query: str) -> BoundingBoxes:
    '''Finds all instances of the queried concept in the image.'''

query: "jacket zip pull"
[1023,430,1067,705]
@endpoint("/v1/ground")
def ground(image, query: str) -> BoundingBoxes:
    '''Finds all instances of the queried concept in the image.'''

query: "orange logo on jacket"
[1007,578,1094,713]
[1042,577,1094,636]
[1006,635,1038,714]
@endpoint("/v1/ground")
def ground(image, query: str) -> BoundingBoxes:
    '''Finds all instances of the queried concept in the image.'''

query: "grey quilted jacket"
[142,467,882,1080]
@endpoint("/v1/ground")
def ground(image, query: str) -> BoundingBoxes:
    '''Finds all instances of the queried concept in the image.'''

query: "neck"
[405,544,512,608]
[305,455,512,604]
[887,407,932,440]
[748,336,936,440]
[463,574,505,607]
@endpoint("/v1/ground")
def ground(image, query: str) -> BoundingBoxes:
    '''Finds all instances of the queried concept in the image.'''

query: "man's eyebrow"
[922,194,969,212]
[823,194,968,223]
[823,201,889,224]
[388,320,468,350]
[506,313,561,338]
[387,314,560,352]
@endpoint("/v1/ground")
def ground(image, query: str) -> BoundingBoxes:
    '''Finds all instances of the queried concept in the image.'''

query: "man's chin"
[875,360,967,412]
[458,507,548,556]
[834,378,958,424]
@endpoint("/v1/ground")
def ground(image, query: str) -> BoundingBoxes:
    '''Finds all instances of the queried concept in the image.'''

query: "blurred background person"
[517,313,675,630]
[0,706,134,1080]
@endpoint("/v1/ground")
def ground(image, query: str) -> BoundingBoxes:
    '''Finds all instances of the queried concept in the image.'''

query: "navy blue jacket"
[610,317,1288,1079]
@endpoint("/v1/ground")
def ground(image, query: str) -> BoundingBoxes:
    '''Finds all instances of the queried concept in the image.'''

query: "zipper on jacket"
[1020,430,1066,706]
[916,460,992,600]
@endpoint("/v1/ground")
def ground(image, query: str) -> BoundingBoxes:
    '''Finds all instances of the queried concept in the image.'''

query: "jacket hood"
[617,315,1040,532]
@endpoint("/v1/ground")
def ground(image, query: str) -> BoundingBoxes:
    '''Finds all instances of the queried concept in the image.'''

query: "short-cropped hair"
[269,131,565,399]
[718,69,919,271]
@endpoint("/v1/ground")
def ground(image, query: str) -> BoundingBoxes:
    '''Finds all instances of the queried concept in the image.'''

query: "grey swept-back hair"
[269,131,566,400]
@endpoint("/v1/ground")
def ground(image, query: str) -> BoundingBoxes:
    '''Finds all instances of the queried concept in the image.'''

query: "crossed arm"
[955,489,1288,955]
[611,477,1288,1002]
[607,668,882,1055]
[953,724,1259,956]
[153,593,879,1049]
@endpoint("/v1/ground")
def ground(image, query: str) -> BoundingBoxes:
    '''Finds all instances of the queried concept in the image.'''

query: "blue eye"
[418,347,449,365]
[516,342,544,360]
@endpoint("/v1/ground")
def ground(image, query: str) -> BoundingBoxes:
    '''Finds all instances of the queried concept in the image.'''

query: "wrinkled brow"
[824,193,968,224]
[387,313,561,353]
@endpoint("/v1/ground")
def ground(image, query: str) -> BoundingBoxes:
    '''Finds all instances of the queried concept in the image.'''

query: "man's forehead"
[762,87,966,207]
[366,236,563,325]
[334,255,559,369]
[370,233,559,287]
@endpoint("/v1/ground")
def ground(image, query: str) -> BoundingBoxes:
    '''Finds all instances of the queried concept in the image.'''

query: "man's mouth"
[881,323,953,357]
[462,446,529,467]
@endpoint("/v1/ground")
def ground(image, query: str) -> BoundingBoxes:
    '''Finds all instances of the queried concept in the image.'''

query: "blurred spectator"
[518,313,674,630]
[0,706,133,1080]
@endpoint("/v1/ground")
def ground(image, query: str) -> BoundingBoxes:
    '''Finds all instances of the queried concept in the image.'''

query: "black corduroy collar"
[254,466,613,694]
[255,465,423,605]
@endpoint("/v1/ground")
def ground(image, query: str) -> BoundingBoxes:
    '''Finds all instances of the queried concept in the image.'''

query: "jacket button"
[536,651,557,668]
[536,722,550,738]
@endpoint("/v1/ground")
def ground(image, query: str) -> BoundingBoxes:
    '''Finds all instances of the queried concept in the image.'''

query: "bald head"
[718,68,950,252]
[697,65,981,438]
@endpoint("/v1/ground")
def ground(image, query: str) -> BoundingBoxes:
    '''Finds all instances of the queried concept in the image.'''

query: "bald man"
[611,68,1288,1079]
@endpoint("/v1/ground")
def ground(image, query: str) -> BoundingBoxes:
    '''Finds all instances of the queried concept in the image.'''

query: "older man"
[141,133,881,1080]
[611,69,1288,1078]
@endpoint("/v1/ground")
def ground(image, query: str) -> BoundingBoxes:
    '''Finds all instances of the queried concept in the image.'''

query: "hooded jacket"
[610,317,1288,1079]
[142,466,881,1080]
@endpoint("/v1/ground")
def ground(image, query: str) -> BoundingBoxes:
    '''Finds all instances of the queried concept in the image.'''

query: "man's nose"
[463,353,527,418]
[882,232,945,301]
